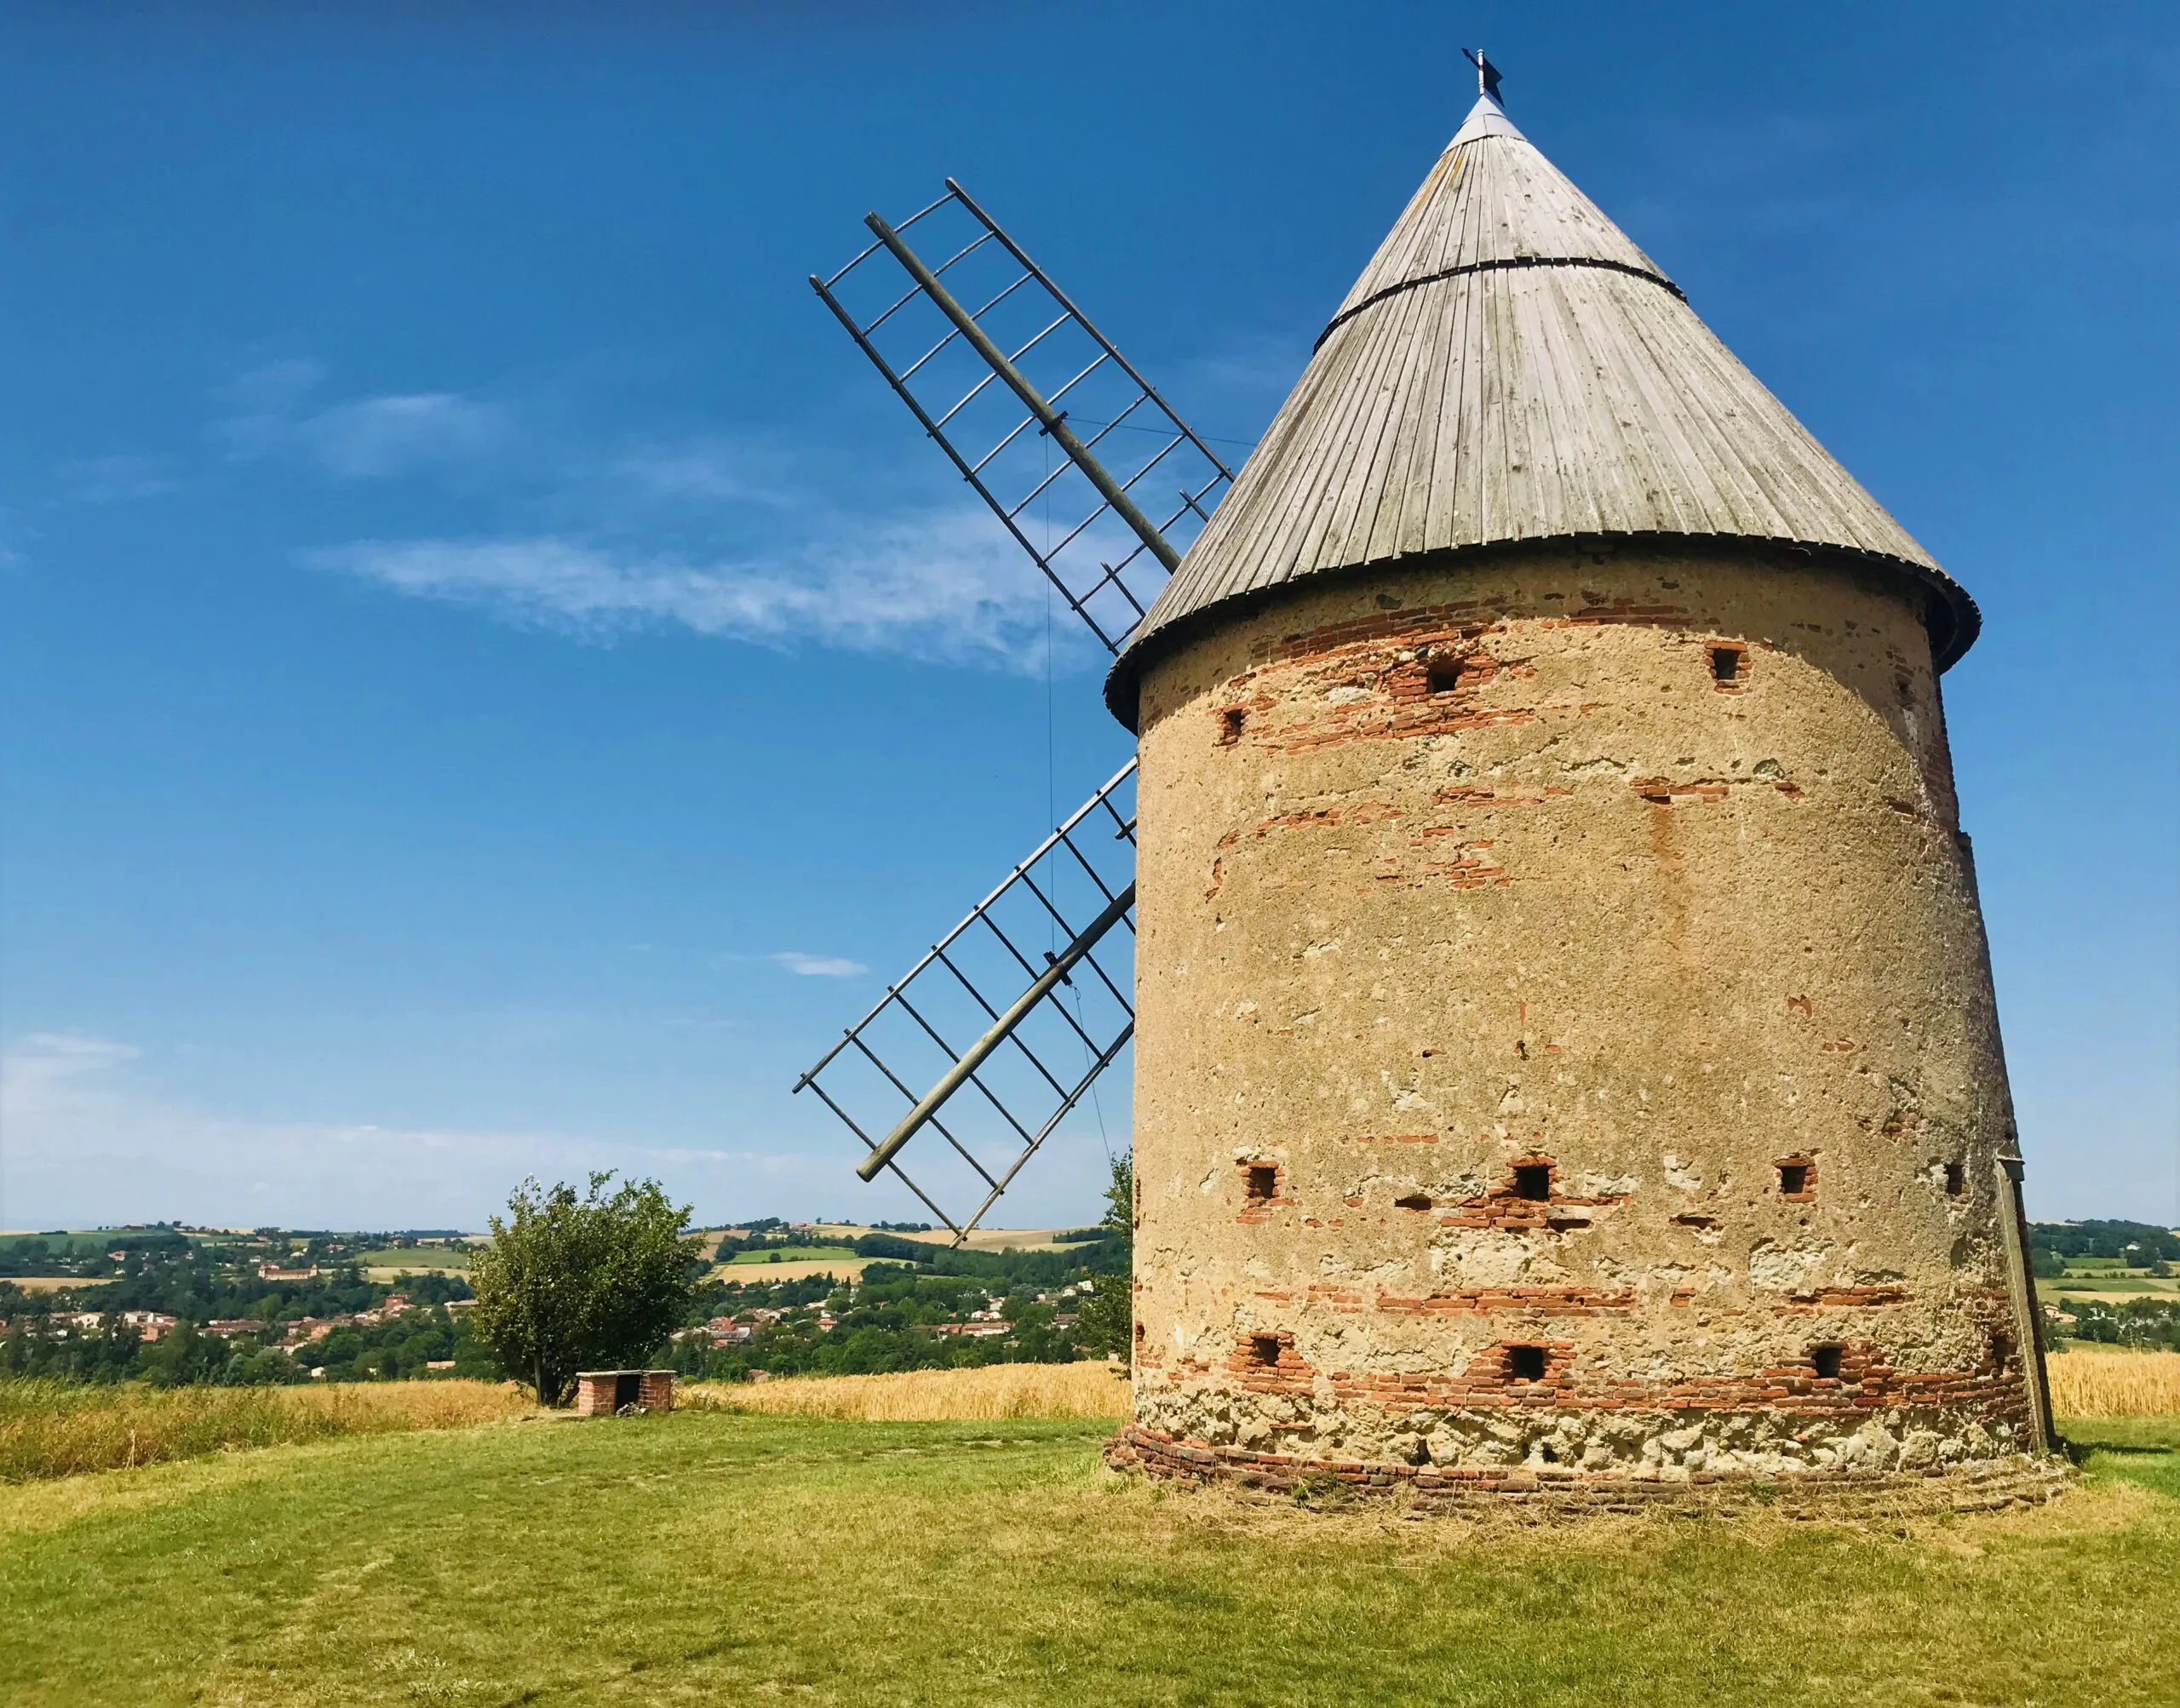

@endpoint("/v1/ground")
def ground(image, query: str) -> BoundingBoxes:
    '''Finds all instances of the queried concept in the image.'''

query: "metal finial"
[1463,48,1503,105]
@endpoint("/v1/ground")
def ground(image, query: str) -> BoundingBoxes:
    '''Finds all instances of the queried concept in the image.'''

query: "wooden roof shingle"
[1107,95,1977,726]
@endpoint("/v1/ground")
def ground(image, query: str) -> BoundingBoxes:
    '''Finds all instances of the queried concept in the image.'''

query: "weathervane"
[1462,46,1503,104]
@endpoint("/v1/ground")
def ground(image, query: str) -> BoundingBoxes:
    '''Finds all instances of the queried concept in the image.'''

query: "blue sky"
[2,1,2173,1232]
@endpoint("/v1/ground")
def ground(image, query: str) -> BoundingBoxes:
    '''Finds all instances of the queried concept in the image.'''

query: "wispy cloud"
[615,438,801,508]
[0,1031,829,1230]
[769,952,869,978]
[56,455,181,505]
[3,1032,141,1097]
[218,359,506,479]
[305,506,1087,671]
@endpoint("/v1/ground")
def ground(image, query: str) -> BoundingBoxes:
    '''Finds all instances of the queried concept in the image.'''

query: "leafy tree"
[1075,1152,1133,1359]
[468,1172,701,1405]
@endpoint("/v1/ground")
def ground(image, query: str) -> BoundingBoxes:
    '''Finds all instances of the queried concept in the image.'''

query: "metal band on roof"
[1314,255,1687,352]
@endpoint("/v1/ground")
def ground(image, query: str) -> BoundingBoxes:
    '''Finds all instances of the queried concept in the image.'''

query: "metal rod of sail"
[944,178,1236,489]
[806,271,1133,655]
[863,212,1182,576]
[855,880,1136,1183]
[793,758,1139,1091]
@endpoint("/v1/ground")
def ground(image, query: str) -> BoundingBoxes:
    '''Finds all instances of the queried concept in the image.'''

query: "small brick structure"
[573,1369,674,1416]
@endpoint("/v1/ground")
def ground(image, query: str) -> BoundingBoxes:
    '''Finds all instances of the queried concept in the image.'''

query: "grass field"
[2,1360,2176,1705]
[350,1245,473,1272]
[725,1244,861,1264]
[0,1405,2172,1705]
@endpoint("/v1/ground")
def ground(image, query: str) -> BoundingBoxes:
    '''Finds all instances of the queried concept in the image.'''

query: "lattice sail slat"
[793,761,1139,1240]
[812,180,1234,655]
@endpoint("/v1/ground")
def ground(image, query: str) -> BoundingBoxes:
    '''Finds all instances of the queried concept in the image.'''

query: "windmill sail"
[798,184,1231,1235]
[793,760,1139,1241]
[811,180,1233,653]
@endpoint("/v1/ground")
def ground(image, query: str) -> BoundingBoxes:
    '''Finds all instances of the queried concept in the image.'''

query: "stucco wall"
[1127,542,2038,1479]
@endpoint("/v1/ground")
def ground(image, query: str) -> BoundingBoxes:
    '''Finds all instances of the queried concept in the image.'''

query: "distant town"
[0,1218,1133,1386]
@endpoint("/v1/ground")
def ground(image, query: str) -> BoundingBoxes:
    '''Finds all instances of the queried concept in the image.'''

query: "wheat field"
[687,1351,2180,1429]
[3,1350,2170,1485]
[0,1378,531,1483]
[2049,1350,2180,1420]
[685,1361,1129,1421]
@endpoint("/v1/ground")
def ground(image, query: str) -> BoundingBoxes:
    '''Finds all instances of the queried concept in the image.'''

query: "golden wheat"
[0,1378,531,1483]
[685,1361,1129,1422]
[2046,1350,2180,1419]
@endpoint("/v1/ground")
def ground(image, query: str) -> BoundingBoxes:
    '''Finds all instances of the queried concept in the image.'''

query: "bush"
[468,1173,701,1406]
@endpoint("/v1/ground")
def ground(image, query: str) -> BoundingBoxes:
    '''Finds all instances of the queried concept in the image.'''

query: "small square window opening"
[1944,1162,1965,1196]
[1777,1161,1810,1196]
[1244,1164,1278,1202]
[1810,1344,1844,1380]
[1506,1345,1548,1382]
[1513,1164,1552,1201]
[1425,656,1467,695]
[1217,708,1246,746]
[1710,646,1743,684]
[1249,1334,1282,1367]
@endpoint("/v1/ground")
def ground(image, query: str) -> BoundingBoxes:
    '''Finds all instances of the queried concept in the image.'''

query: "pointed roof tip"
[1449,94,1525,149]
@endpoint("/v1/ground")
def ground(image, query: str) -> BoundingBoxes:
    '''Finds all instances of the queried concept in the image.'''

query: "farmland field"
[3,1275,119,1294]
[1,1392,2176,1704]
[725,1244,861,1264]
[708,1257,871,1284]
[347,1245,473,1271]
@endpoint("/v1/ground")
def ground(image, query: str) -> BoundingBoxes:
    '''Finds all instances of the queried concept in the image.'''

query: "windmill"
[791,180,1234,1241]
[794,60,2057,1497]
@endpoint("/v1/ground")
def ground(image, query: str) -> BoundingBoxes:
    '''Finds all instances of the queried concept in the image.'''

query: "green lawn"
[348,1246,472,1270]
[2,1412,2175,1706]
[726,1244,860,1264]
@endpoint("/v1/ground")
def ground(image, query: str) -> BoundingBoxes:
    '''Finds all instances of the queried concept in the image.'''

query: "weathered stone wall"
[1127,542,2038,1482]
[1107,1424,2073,1516]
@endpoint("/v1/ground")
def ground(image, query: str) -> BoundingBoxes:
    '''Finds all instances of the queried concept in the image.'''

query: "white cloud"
[0,1032,830,1231]
[218,361,505,479]
[616,438,800,507]
[301,393,504,478]
[770,952,869,978]
[306,506,1092,671]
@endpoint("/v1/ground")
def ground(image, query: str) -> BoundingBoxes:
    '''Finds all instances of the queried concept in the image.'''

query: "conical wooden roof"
[1108,95,1976,725]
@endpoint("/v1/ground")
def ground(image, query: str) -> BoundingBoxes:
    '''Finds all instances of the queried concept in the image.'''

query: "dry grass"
[2050,1350,2180,1419]
[685,1360,1129,1421]
[707,1258,873,1286]
[0,1378,531,1483]
[3,1276,120,1294]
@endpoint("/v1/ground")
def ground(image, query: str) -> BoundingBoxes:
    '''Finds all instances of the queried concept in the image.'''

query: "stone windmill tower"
[800,62,2056,1505]
[1099,74,2056,1499]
